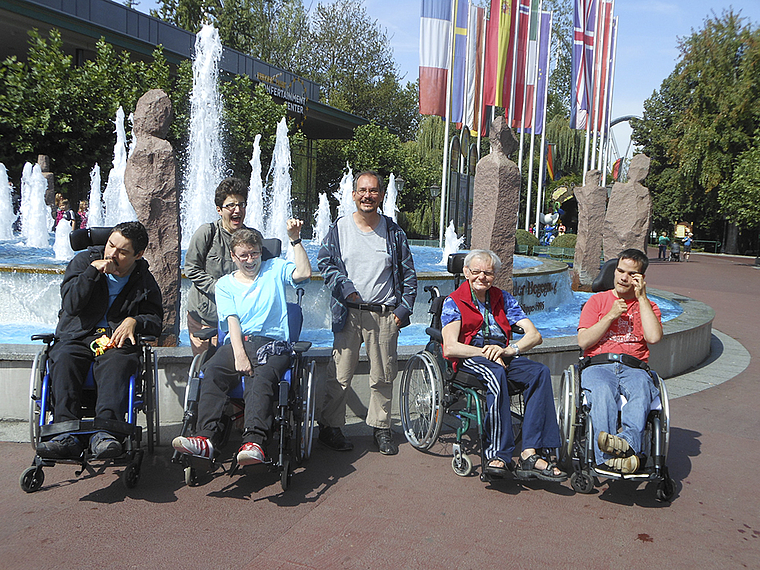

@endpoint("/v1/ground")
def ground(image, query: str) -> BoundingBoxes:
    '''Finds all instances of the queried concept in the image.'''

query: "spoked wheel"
[452,453,473,477]
[556,365,578,471]
[570,471,595,494]
[399,351,444,451]
[298,360,316,463]
[19,467,44,493]
[280,459,291,492]
[28,351,46,451]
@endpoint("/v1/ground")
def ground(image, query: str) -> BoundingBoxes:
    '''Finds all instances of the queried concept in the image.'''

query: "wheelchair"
[556,258,676,501]
[172,239,316,491]
[21,227,159,493]
[399,253,526,481]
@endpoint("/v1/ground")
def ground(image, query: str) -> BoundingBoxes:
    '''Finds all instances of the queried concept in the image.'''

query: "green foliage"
[632,10,760,236]
[551,233,576,248]
[516,228,539,247]
[545,115,586,176]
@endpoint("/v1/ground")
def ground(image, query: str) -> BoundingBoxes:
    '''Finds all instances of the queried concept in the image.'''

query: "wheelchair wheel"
[452,453,473,477]
[122,461,140,489]
[557,365,578,471]
[20,466,44,493]
[280,458,291,491]
[656,474,675,502]
[570,471,594,494]
[28,350,46,451]
[510,393,524,448]
[298,360,316,463]
[655,373,671,461]
[184,466,198,487]
[399,351,444,451]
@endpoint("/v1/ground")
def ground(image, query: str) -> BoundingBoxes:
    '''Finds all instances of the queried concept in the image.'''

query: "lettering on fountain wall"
[513,278,559,315]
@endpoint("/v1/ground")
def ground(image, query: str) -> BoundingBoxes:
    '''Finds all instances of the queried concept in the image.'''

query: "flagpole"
[508,0,522,125]
[535,11,552,233]
[596,0,613,172]
[438,0,457,247]
[590,0,607,171]
[601,14,618,177]
[477,7,487,155]
[525,2,543,231]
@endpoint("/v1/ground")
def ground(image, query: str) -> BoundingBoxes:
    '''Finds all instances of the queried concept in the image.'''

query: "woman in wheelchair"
[440,250,566,482]
[172,223,311,467]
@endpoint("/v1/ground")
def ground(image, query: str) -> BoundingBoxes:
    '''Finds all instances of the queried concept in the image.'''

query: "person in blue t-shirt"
[172,223,311,467]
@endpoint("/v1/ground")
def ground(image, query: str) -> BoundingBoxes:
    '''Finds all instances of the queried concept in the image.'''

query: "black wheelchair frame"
[399,253,525,481]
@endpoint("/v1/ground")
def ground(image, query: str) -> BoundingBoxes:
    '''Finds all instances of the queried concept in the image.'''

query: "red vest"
[446,282,512,369]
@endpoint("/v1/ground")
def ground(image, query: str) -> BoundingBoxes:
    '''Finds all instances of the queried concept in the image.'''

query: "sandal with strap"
[483,458,512,478]
[515,453,568,482]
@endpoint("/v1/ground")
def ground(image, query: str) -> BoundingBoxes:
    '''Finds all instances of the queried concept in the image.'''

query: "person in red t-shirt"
[577,248,663,474]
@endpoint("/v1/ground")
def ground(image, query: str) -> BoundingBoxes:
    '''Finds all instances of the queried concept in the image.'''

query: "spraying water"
[266,118,292,249]
[53,216,75,260]
[103,107,137,226]
[312,192,331,245]
[439,220,464,265]
[0,163,16,240]
[181,23,225,248]
[87,164,104,228]
[382,173,398,223]
[245,134,264,231]
[19,163,51,249]
[334,163,354,219]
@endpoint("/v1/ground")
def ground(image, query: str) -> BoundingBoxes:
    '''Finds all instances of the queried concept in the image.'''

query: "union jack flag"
[570,0,596,129]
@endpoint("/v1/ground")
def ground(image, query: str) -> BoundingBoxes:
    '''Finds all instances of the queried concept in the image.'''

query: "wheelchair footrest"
[40,418,139,440]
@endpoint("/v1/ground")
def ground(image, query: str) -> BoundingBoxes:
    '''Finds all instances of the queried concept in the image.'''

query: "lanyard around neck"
[470,285,491,342]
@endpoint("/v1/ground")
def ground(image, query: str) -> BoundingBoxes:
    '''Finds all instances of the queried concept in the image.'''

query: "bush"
[551,233,577,248]
[516,229,539,246]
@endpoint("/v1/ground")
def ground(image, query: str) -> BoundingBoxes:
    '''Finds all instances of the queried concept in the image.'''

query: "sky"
[137,1,760,159]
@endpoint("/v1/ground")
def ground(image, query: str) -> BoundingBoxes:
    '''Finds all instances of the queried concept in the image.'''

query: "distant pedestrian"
[78,200,89,229]
[683,232,693,262]
[657,232,670,260]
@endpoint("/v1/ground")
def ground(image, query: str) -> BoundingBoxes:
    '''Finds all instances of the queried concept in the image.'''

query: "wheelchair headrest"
[447,252,467,275]
[591,258,618,292]
[69,227,113,251]
[261,238,281,261]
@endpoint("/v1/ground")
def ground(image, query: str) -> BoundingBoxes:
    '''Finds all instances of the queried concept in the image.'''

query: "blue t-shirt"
[96,273,130,328]
[440,289,527,347]
[215,257,297,343]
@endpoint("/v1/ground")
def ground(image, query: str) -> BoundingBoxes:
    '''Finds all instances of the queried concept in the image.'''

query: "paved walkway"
[0,253,758,569]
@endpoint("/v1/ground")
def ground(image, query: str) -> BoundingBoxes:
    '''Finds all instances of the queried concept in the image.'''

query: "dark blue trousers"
[460,356,561,463]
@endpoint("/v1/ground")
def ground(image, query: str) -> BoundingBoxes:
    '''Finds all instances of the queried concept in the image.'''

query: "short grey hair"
[353,170,384,193]
[464,249,502,273]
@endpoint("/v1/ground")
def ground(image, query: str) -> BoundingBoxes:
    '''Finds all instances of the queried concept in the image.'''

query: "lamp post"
[429,185,440,239]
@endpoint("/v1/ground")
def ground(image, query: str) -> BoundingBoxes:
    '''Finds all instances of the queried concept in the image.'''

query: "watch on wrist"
[509,343,520,356]
[290,238,302,246]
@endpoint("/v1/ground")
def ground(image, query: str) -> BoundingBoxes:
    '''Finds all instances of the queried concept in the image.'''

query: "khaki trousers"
[320,308,399,429]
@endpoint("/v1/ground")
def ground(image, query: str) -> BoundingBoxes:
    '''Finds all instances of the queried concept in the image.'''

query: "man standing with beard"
[317,171,417,455]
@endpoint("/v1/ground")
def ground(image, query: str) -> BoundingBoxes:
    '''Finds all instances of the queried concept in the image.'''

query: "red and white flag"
[463,4,486,133]
[420,0,452,116]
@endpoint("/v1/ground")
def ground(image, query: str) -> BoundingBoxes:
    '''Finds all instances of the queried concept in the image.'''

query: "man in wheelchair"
[577,248,662,474]
[36,221,163,460]
[172,223,311,467]
[440,250,566,482]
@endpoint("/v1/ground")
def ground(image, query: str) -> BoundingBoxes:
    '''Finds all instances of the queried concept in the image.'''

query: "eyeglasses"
[222,201,247,211]
[354,188,381,196]
[468,269,495,277]
[234,250,261,261]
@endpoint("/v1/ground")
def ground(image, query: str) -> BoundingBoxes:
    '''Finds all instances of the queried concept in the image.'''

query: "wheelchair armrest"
[193,327,219,341]
[139,335,157,344]
[31,333,56,344]
[511,324,524,335]
[293,341,311,354]
[425,327,443,344]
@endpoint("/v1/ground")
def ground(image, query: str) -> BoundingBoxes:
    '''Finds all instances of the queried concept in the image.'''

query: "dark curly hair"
[214,177,249,208]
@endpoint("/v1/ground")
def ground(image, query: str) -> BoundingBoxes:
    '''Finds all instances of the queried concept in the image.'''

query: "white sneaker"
[237,442,266,466]
[172,436,214,459]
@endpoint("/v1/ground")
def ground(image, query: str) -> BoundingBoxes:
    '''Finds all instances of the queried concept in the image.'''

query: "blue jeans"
[460,356,560,462]
[581,362,659,465]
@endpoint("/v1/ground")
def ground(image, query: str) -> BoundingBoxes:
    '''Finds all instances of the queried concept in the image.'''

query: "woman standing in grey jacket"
[184,177,252,355]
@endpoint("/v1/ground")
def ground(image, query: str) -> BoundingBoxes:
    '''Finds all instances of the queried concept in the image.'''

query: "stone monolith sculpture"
[125,89,180,345]
[602,154,652,261]
[470,116,520,291]
[573,169,606,287]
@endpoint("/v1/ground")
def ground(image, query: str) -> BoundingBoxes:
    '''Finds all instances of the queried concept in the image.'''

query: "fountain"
[87,164,104,228]
[53,216,74,260]
[245,134,264,231]
[180,23,225,248]
[266,118,293,250]
[334,164,354,219]
[0,164,15,240]
[102,107,137,226]
[382,173,398,223]
[440,220,465,265]
[19,163,51,249]
[312,193,331,245]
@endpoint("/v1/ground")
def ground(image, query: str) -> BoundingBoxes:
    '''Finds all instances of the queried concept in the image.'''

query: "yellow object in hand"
[90,334,114,356]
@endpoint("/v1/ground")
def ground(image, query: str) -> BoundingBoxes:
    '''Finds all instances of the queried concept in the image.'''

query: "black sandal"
[515,453,568,482]
[483,458,511,478]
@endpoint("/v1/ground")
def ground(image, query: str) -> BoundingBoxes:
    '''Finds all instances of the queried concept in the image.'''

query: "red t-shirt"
[578,289,661,361]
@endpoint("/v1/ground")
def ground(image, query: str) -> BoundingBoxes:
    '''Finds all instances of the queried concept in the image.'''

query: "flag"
[450,0,470,123]
[420,0,452,116]
[593,0,614,131]
[570,0,597,129]
[463,5,487,134]
[525,11,552,134]
[483,0,517,108]
[509,0,532,129]
[546,142,556,181]
[612,157,623,180]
